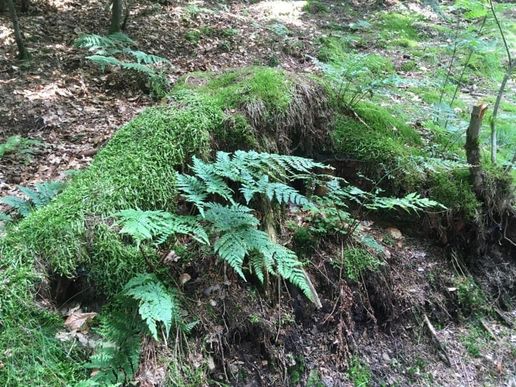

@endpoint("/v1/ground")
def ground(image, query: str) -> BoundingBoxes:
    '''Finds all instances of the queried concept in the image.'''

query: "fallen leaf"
[180,273,191,285]
[387,227,402,240]
[64,310,97,332]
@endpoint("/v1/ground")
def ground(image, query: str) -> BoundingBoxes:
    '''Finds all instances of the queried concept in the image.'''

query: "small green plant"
[342,247,383,282]
[347,356,371,387]
[456,276,487,316]
[0,135,40,159]
[116,151,326,305]
[406,357,426,380]
[461,324,488,358]
[74,33,170,97]
[80,274,194,385]
[302,0,328,14]
[1,181,65,218]
[307,369,325,387]
[288,355,306,384]
[249,313,261,324]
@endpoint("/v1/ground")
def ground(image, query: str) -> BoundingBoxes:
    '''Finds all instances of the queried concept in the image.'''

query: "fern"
[368,192,446,212]
[74,33,170,97]
[115,209,209,247]
[203,203,259,232]
[81,274,192,385]
[0,181,65,218]
[74,32,135,50]
[123,274,179,340]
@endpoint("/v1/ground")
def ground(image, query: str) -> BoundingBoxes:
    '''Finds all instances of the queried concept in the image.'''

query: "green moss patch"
[317,36,395,76]
[375,11,423,47]
[427,169,480,219]
[174,67,293,112]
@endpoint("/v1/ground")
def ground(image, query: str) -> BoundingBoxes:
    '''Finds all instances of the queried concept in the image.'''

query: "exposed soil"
[162,219,516,386]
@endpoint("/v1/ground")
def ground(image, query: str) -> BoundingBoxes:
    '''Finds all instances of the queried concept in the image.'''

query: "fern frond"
[204,203,259,232]
[75,33,134,50]
[191,156,233,202]
[176,174,208,213]
[264,244,315,302]
[214,231,249,280]
[86,54,122,67]
[115,209,209,246]
[265,183,309,206]
[125,49,170,65]
[119,61,157,75]
[0,195,33,217]
[123,274,179,340]
[367,192,445,212]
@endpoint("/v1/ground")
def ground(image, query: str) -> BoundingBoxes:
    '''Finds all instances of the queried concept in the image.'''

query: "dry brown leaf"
[64,310,97,332]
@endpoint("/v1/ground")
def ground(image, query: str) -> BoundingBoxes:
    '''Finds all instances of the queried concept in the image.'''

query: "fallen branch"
[423,313,451,366]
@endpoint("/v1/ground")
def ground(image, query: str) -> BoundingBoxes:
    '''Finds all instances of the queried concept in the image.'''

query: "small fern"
[0,181,65,218]
[74,33,170,97]
[123,274,179,340]
[80,274,192,385]
[115,209,209,247]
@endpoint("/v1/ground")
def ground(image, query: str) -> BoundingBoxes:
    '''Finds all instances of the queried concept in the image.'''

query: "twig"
[479,319,497,341]
[423,313,452,366]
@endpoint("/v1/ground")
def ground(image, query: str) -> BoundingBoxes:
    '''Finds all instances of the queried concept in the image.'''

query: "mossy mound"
[0,67,328,384]
[174,67,331,154]
[0,104,219,385]
[330,102,424,190]
[1,66,507,385]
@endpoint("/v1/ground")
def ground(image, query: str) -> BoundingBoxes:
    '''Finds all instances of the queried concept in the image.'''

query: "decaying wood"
[465,103,488,199]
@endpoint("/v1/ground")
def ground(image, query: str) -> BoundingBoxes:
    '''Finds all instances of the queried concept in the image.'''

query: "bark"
[109,0,123,34]
[490,61,514,164]
[465,103,488,198]
[7,0,30,60]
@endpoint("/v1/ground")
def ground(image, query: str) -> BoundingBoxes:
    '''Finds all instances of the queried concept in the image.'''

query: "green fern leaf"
[191,156,234,202]
[0,195,33,217]
[214,231,249,280]
[123,274,178,340]
[204,203,259,232]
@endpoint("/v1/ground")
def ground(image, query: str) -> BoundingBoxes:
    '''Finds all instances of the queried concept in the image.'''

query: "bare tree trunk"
[490,61,514,164]
[0,0,7,13]
[7,0,30,60]
[109,0,123,34]
[465,103,488,198]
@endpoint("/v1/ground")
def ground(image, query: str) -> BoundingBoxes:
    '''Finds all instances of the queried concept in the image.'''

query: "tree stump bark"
[465,103,488,199]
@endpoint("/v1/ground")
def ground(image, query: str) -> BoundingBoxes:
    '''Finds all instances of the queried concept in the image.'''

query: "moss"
[400,60,417,72]
[174,67,293,113]
[427,169,480,219]
[0,101,224,384]
[467,51,505,83]
[318,37,395,76]
[376,12,421,41]
[13,105,215,285]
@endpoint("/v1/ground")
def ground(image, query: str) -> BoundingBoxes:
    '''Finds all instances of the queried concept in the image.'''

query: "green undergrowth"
[0,66,505,384]
[317,36,395,75]
[0,67,305,384]
[0,104,218,384]
[374,11,424,48]
[331,101,424,188]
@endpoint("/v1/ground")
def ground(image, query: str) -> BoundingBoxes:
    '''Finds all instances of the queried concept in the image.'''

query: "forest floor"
[1,0,515,386]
